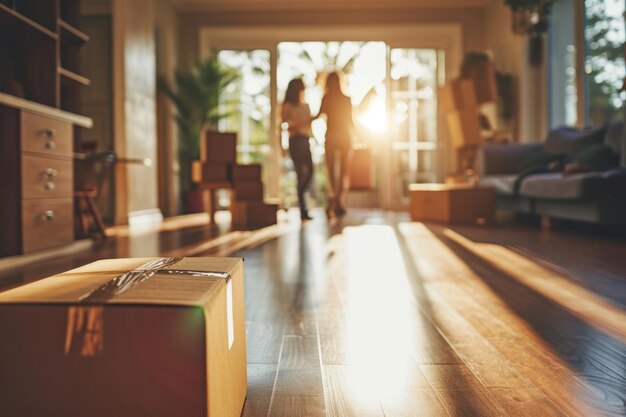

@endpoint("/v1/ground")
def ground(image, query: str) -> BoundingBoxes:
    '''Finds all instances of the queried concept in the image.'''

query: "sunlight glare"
[344,225,420,398]
[358,96,387,134]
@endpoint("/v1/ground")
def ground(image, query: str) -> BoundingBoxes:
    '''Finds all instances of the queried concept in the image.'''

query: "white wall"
[483,0,548,142]
[113,0,161,225]
[155,0,181,216]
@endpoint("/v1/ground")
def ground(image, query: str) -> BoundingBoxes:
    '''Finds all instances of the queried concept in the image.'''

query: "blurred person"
[281,78,315,221]
[316,72,354,217]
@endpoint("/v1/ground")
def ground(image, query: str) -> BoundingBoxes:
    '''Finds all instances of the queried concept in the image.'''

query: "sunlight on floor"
[342,225,428,405]
[442,228,626,343]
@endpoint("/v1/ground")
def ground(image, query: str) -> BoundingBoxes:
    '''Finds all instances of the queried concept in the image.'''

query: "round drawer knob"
[45,181,56,191]
[45,140,56,150]
[43,211,55,221]
[45,168,58,178]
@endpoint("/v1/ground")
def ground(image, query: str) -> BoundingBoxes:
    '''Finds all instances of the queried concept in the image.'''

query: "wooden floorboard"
[1,209,625,416]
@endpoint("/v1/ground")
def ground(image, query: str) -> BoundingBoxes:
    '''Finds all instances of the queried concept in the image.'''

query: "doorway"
[201,24,462,210]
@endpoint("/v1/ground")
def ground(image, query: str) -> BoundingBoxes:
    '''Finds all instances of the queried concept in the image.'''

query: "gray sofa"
[478,121,626,224]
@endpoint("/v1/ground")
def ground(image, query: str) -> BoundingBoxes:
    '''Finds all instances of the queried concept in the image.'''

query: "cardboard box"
[233,180,264,202]
[470,60,498,104]
[232,164,262,182]
[192,160,231,183]
[409,184,495,224]
[349,147,373,190]
[201,131,237,163]
[439,79,478,113]
[446,108,482,148]
[0,257,247,417]
[231,201,277,230]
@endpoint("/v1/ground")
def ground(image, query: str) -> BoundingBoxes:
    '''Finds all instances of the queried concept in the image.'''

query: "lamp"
[504,0,554,66]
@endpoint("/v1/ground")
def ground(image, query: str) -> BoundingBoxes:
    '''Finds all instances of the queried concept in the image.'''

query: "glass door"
[218,49,272,191]
[387,48,444,207]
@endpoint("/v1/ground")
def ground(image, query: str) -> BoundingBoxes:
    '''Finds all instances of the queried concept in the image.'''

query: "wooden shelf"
[0,93,92,128]
[59,67,91,87]
[0,4,58,40]
[59,19,89,45]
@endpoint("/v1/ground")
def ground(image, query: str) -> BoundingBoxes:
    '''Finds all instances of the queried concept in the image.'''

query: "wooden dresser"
[0,1,92,257]
[0,95,92,257]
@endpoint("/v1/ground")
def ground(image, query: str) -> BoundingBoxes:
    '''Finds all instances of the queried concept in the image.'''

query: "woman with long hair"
[281,78,314,221]
[316,72,354,217]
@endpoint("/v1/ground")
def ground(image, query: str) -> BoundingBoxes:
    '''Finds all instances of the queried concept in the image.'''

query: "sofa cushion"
[544,126,606,158]
[479,175,518,195]
[604,120,624,154]
[516,151,568,171]
[519,172,609,200]
[575,144,620,171]
[478,143,544,176]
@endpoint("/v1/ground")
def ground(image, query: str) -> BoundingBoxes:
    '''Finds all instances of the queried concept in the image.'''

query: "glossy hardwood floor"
[1,209,625,416]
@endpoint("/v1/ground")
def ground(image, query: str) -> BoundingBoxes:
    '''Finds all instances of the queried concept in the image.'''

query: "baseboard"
[0,239,94,274]
[128,208,164,228]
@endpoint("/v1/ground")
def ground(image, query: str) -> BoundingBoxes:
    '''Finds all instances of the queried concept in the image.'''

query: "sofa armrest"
[477,143,544,176]
[605,167,626,188]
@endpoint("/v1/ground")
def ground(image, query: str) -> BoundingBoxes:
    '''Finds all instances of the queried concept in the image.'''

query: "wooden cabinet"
[0,0,92,257]
[0,99,91,257]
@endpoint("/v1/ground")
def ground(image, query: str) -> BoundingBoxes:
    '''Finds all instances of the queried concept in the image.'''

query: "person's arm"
[279,103,288,157]
[347,97,355,132]
[314,96,328,120]
[281,102,290,125]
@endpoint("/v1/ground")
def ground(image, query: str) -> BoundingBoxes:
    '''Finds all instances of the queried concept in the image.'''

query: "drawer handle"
[45,181,56,191]
[45,168,59,178]
[42,211,55,222]
[45,128,58,137]
[45,140,56,150]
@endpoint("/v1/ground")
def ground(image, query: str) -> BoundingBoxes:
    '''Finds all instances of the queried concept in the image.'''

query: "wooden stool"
[74,189,107,239]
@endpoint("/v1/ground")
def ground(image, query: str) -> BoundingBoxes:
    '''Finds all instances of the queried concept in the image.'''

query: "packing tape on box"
[65,257,235,357]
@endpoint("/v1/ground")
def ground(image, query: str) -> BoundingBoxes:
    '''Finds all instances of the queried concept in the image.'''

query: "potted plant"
[159,56,239,213]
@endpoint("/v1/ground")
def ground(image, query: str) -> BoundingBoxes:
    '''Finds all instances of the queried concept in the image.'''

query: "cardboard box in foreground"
[0,257,247,417]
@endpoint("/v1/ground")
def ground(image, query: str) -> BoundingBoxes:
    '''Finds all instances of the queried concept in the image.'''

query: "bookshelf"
[0,0,93,257]
[0,0,91,112]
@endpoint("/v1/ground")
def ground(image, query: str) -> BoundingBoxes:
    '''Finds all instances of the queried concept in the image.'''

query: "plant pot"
[183,189,208,214]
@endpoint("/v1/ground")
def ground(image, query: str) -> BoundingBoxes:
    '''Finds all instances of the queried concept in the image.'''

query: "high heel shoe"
[326,199,337,219]
[334,205,347,217]
[300,210,313,221]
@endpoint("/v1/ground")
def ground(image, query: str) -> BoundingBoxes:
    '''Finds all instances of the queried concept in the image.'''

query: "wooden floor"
[1,209,625,416]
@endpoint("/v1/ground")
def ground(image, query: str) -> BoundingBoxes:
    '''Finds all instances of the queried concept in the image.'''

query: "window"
[550,0,624,128]
[584,0,625,127]
[549,0,579,127]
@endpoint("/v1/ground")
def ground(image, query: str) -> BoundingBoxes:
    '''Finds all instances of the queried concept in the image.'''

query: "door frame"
[199,23,462,209]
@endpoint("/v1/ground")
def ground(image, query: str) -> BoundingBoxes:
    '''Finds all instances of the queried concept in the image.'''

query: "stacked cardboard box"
[439,79,481,148]
[231,163,277,230]
[348,146,373,190]
[0,257,247,417]
[192,131,237,185]
[193,131,277,230]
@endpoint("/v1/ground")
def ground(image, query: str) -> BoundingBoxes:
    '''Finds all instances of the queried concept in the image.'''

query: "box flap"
[0,257,242,307]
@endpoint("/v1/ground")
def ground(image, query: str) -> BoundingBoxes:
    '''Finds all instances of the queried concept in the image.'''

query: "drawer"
[22,154,73,199]
[22,199,73,254]
[21,111,73,157]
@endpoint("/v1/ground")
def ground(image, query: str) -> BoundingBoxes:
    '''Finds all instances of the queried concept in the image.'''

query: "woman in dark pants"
[281,78,314,221]
[316,72,354,217]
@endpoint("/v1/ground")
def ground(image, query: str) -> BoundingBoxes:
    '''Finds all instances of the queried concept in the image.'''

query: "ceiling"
[173,0,493,12]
